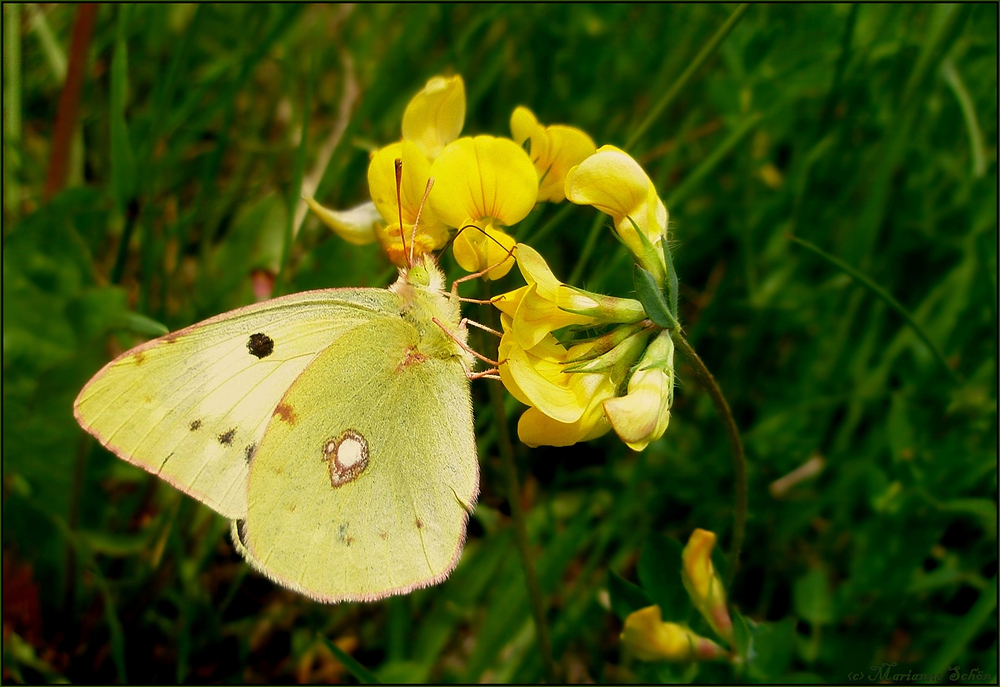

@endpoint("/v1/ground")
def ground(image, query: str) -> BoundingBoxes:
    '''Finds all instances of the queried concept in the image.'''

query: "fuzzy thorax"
[391,256,475,369]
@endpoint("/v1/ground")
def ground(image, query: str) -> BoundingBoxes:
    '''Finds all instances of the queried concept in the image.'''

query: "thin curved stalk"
[671,331,747,586]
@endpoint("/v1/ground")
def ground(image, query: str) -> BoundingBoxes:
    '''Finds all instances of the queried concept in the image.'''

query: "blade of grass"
[571,3,751,286]
[26,3,67,82]
[319,634,380,684]
[485,285,558,684]
[788,235,962,384]
[941,58,987,178]
[924,576,997,675]
[4,3,22,217]
[626,3,750,151]
[278,53,317,288]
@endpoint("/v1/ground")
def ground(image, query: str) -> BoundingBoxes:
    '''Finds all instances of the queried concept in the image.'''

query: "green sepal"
[634,264,679,329]
[625,214,667,285]
[561,322,649,363]
[662,234,680,321]
[557,285,647,323]
[561,328,650,376]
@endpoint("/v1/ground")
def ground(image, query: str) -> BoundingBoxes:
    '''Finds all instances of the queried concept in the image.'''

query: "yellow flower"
[498,324,596,424]
[681,529,734,645]
[565,145,668,280]
[494,243,648,351]
[303,198,381,245]
[401,74,465,160]
[621,605,728,662]
[367,140,449,266]
[498,316,650,447]
[517,374,615,448]
[603,330,674,451]
[510,106,596,202]
[430,136,539,280]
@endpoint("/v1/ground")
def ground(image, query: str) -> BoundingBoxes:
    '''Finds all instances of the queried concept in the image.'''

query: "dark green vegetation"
[3,4,996,683]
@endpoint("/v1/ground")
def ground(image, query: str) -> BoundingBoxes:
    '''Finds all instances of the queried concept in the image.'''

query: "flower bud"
[621,605,729,662]
[603,329,674,451]
[681,529,734,645]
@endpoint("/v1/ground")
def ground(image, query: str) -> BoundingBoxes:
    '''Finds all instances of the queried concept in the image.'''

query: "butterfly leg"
[458,357,502,381]
[432,317,500,367]
[461,318,502,338]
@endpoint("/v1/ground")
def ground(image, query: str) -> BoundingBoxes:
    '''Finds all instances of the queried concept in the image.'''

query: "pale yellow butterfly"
[74,251,482,603]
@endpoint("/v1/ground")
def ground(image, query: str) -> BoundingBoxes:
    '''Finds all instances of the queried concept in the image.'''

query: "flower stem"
[487,381,558,683]
[671,331,747,586]
[483,289,558,683]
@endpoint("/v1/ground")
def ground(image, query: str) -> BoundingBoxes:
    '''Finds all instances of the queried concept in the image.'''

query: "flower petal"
[604,368,670,451]
[565,144,668,261]
[503,333,584,423]
[401,75,465,160]
[304,198,380,245]
[367,140,448,264]
[511,107,596,203]
[516,375,613,448]
[681,529,734,645]
[452,222,516,280]
[492,285,529,319]
[512,282,594,351]
[537,125,596,202]
[430,136,539,228]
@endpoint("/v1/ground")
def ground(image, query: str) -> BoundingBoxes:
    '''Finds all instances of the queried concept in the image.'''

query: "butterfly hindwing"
[240,315,478,602]
[73,288,401,518]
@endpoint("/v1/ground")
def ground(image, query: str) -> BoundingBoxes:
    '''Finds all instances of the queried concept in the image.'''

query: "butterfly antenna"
[409,177,434,266]
[394,158,409,268]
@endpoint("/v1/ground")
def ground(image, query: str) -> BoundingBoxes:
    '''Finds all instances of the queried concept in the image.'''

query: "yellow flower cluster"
[308,75,595,279]
[309,74,679,452]
[621,529,735,663]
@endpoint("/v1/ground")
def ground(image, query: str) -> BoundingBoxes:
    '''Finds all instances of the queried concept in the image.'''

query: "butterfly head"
[393,252,447,296]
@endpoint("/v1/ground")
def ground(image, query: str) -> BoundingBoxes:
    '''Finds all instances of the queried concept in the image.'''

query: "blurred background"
[2,3,996,683]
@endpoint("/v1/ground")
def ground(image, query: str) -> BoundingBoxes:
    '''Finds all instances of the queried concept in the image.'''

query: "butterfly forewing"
[74,288,400,518]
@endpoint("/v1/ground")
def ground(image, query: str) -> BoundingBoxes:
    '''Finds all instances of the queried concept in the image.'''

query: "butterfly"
[74,252,483,603]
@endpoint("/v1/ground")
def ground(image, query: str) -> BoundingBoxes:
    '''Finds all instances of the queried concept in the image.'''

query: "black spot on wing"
[247,332,274,359]
[189,419,202,431]
[218,428,236,446]
[243,442,256,463]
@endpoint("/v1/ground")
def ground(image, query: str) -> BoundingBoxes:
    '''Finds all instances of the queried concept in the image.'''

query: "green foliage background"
[3,3,996,683]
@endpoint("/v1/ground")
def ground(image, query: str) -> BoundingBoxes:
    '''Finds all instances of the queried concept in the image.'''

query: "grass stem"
[484,287,558,683]
[788,235,962,383]
[671,331,747,586]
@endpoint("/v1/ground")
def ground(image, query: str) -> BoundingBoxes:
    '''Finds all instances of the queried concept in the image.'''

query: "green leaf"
[793,568,833,625]
[608,570,652,621]
[749,617,795,679]
[634,265,677,329]
[637,533,691,622]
